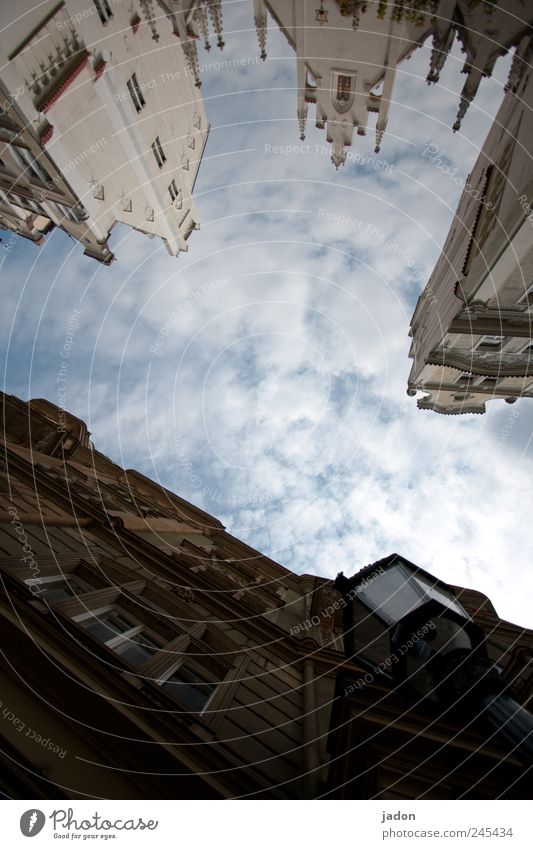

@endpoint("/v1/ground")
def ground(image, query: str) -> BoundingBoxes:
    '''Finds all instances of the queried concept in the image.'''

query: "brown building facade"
[1,392,532,798]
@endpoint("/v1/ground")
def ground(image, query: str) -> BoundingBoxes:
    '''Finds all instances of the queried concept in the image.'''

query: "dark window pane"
[41,586,72,603]
[28,576,90,603]
[82,611,131,643]
[162,665,216,712]
[116,633,158,667]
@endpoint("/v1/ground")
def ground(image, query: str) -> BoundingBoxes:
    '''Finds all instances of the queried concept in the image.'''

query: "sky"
[2,0,532,628]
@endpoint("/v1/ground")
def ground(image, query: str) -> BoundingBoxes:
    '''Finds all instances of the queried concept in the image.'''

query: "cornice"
[427,347,533,378]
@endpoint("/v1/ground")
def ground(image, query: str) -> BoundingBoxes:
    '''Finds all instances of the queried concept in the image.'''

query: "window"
[455,373,476,388]
[11,146,51,185]
[336,74,352,102]
[479,377,500,389]
[76,607,161,668]
[181,155,189,171]
[187,135,195,150]
[518,284,533,307]
[151,136,166,168]
[71,603,241,716]
[54,202,84,224]
[8,192,42,213]
[0,107,19,133]
[25,575,91,603]
[94,0,113,24]
[160,663,217,712]
[168,179,182,207]
[114,631,159,667]
[127,73,146,113]
[476,335,506,352]
[80,609,133,642]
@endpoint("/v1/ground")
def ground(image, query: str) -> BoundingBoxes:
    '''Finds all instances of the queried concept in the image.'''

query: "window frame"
[94,0,113,25]
[74,604,165,667]
[127,73,146,113]
[157,658,219,713]
[477,376,501,389]
[455,372,476,388]
[24,573,93,603]
[475,335,507,352]
[168,179,182,208]
[11,145,51,186]
[151,136,166,168]
[518,284,533,308]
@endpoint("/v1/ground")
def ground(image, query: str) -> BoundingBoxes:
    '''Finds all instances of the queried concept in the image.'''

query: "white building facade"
[407,32,533,414]
[0,1,224,263]
[252,1,533,168]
